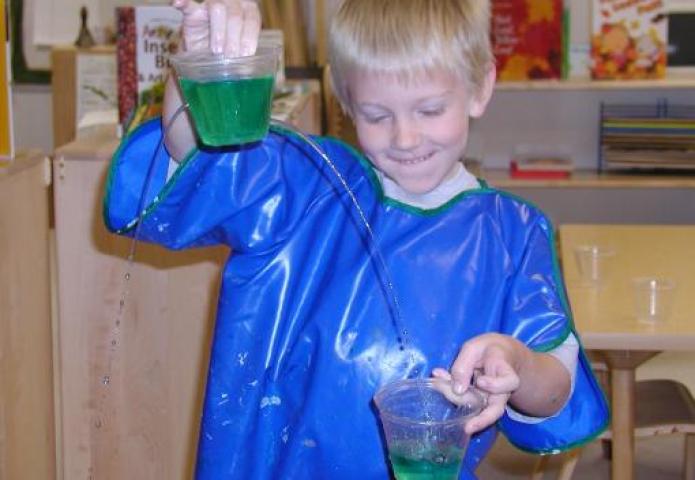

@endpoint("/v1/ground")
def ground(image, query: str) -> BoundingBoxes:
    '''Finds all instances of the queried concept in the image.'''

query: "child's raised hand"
[432,333,525,434]
[172,0,261,57]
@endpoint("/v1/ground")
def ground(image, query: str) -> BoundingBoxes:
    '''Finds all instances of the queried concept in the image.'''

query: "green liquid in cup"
[390,447,464,480]
[179,75,275,146]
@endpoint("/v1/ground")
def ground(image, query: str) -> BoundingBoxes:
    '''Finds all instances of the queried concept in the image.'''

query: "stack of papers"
[601,117,695,170]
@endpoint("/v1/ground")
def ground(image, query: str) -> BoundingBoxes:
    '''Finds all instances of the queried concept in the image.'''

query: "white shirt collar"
[377,162,481,209]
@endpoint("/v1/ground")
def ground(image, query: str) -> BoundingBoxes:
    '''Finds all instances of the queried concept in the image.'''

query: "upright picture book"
[491,0,564,81]
[590,0,667,80]
[117,6,182,134]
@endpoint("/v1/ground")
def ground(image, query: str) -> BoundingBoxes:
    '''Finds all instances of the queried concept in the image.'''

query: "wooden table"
[559,224,695,480]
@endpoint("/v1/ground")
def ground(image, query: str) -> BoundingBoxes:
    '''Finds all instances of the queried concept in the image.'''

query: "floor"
[478,435,685,479]
[476,351,695,479]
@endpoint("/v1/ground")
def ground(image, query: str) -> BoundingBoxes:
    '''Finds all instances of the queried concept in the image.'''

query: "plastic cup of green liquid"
[374,378,485,480]
[170,46,280,147]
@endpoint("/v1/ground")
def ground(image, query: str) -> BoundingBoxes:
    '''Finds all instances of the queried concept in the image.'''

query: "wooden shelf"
[483,168,695,188]
[495,77,695,91]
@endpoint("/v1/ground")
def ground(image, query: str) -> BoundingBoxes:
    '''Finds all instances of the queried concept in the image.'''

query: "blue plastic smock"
[104,118,609,479]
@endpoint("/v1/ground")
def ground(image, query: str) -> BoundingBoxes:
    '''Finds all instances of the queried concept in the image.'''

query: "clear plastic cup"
[573,244,615,287]
[374,378,485,480]
[631,277,676,323]
[170,46,280,146]
[259,30,285,89]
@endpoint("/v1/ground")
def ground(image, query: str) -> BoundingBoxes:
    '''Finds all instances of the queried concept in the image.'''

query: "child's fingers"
[450,341,485,395]
[239,1,261,56]
[223,0,244,57]
[475,373,519,394]
[464,394,509,434]
[431,367,452,380]
[208,0,228,54]
[477,351,519,393]
[172,0,190,11]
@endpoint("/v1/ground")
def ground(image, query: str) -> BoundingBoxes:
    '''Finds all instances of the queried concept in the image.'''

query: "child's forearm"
[163,74,197,162]
[508,346,571,418]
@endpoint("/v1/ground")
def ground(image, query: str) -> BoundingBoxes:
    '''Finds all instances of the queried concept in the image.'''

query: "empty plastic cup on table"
[169,46,280,147]
[573,244,615,287]
[632,277,676,323]
[374,378,485,480]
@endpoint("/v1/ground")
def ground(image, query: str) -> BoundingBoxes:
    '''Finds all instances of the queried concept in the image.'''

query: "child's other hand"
[172,0,261,57]
[432,333,524,434]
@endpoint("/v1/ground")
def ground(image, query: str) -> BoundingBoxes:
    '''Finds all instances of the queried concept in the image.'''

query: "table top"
[559,224,695,351]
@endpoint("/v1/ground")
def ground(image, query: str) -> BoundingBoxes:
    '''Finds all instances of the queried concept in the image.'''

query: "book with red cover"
[510,161,571,179]
[117,6,182,134]
[491,0,564,81]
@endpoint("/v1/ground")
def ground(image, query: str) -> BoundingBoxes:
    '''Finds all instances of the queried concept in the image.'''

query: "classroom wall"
[12,0,695,163]
[470,88,695,170]
[12,85,53,154]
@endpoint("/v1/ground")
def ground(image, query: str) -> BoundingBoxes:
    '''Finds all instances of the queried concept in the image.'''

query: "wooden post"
[602,350,658,480]
[261,0,282,30]
[0,153,56,480]
[280,0,309,67]
[315,0,327,66]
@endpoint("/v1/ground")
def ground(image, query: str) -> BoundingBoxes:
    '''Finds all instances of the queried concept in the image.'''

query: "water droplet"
[433,453,447,464]
[102,375,110,385]
[94,418,102,428]
[111,340,117,346]
[124,272,130,280]
[119,299,125,307]
[115,320,121,327]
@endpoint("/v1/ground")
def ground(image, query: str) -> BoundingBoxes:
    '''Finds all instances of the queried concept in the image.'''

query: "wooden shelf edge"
[495,78,695,91]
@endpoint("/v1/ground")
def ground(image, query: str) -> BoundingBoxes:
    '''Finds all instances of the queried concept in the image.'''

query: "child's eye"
[420,107,445,117]
[364,114,390,124]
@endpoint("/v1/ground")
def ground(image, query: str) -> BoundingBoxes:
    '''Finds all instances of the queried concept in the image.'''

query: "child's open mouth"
[390,152,434,165]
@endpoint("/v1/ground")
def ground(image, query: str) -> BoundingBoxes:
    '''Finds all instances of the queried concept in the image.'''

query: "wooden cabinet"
[52,130,226,479]
[50,82,321,478]
[0,153,56,480]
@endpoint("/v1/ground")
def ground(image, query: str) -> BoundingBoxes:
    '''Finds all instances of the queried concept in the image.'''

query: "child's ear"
[469,64,496,118]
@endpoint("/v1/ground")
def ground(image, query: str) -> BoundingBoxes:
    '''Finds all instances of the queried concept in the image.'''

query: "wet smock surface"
[104,118,609,479]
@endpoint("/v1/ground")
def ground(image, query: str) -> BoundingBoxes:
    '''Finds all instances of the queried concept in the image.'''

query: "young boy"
[104,0,609,478]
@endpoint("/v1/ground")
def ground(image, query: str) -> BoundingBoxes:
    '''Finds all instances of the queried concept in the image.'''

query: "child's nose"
[392,118,421,150]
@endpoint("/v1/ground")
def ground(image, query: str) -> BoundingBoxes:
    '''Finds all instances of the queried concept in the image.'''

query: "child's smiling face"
[347,66,494,195]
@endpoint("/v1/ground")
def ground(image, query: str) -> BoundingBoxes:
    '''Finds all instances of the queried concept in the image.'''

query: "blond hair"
[328,0,493,108]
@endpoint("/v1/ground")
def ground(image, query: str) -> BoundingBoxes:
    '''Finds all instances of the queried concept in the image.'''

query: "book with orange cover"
[491,0,564,81]
[590,0,667,80]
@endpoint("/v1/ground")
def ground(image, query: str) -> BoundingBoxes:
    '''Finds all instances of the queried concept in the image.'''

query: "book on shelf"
[491,0,564,81]
[509,149,574,179]
[590,0,667,80]
[117,5,182,134]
